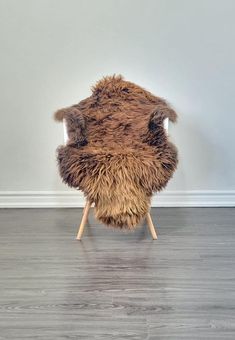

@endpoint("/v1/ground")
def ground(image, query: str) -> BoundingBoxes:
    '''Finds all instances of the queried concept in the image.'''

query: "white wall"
[0,0,234,206]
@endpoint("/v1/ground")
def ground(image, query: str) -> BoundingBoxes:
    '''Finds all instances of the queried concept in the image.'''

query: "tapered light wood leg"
[76,200,91,240]
[146,212,158,240]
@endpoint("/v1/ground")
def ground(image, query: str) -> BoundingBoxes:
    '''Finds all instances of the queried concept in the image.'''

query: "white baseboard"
[0,190,234,208]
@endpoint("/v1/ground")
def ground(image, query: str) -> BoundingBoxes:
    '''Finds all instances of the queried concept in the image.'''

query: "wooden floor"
[0,208,235,339]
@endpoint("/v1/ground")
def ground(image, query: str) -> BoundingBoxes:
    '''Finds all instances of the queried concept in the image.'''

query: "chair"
[55,75,178,241]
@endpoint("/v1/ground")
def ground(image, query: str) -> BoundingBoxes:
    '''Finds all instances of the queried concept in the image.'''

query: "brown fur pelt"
[54,75,178,229]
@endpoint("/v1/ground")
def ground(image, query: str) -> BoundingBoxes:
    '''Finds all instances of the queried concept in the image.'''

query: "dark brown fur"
[54,75,178,229]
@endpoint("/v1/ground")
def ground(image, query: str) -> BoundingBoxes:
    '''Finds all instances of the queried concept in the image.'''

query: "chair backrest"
[63,118,69,144]
[163,117,169,134]
[62,118,169,145]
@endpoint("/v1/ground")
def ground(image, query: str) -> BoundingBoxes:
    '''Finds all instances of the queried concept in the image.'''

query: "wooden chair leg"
[76,199,91,240]
[146,212,158,240]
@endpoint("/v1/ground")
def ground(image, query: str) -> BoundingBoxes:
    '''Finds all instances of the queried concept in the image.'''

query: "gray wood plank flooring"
[0,208,235,339]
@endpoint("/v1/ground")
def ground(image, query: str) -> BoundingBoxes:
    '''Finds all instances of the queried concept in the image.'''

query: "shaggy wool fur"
[54,75,178,229]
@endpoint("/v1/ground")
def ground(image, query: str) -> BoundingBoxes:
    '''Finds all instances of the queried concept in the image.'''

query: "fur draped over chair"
[54,75,178,229]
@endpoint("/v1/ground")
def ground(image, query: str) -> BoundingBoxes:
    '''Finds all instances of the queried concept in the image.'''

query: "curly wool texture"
[54,75,178,229]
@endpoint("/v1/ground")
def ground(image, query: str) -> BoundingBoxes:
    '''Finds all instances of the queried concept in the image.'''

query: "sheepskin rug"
[54,75,178,229]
